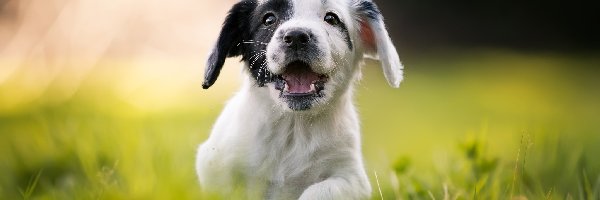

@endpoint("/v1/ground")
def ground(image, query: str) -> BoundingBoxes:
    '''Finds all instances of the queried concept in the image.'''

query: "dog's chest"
[245,117,352,198]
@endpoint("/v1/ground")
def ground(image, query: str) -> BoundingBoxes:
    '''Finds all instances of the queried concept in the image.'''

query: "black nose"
[283,30,310,49]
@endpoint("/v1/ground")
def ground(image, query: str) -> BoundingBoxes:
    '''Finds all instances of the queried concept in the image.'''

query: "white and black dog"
[196,0,402,199]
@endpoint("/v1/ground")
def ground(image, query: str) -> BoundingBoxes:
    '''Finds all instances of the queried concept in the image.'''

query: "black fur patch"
[203,0,294,89]
[243,0,293,87]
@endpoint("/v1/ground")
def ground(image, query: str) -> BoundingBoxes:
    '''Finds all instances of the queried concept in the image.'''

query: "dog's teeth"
[284,83,289,92]
[310,83,316,92]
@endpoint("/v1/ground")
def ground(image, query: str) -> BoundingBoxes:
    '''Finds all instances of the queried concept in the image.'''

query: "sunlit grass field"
[1,50,599,199]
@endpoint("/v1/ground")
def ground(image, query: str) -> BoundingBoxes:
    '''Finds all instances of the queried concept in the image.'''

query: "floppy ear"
[202,1,256,89]
[355,0,404,88]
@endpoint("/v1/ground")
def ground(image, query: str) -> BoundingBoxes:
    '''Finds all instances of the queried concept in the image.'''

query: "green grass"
[1,50,599,199]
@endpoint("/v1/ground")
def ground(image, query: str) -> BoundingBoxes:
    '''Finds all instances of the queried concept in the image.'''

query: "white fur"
[196,76,371,199]
[197,0,402,199]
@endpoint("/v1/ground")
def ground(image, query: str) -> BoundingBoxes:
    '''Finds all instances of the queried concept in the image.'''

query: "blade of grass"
[19,169,43,200]
[374,171,383,200]
[581,170,593,200]
[544,187,553,200]
[443,183,449,200]
[428,190,436,200]
[510,134,525,199]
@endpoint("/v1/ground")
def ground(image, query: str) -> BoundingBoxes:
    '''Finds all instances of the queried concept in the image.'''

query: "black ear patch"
[203,1,257,89]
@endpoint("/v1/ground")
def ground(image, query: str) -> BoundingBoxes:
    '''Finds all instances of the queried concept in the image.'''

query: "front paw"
[298,179,370,200]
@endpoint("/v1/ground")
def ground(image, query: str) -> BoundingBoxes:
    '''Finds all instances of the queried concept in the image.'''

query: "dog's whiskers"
[241,40,269,46]
[250,52,266,68]
[247,50,273,83]
[260,27,275,32]
[248,51,267,65]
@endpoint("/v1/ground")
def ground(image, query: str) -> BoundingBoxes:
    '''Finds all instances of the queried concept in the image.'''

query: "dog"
[196,0,403,199]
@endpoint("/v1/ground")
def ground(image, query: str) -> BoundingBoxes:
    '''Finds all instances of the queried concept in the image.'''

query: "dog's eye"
[263,13,277,26]
[324,12,340,26]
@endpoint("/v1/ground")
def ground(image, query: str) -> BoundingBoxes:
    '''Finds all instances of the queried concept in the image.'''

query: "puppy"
[196,0,403,199]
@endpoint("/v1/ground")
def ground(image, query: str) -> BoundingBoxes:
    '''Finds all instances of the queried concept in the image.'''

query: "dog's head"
[203,0,403,112]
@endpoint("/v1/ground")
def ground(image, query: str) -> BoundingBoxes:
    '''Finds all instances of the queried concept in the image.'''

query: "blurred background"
[1,0,599,199]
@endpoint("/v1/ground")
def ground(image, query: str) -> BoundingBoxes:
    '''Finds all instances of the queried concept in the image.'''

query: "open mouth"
[274,61,328,97]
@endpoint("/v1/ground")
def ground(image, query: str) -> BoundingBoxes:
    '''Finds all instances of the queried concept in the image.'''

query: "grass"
[19,169,42,200]
[1,49,599,199]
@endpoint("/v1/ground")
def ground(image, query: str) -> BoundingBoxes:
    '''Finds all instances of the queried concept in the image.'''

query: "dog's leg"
[196,91,249,193]
[196,139,235,192]
[298,175,371,200]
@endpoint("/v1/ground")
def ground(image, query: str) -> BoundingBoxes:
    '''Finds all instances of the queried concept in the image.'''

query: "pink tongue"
[283,64,319,94]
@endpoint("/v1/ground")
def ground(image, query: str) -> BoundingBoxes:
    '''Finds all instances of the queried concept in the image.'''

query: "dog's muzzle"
[270,28,329,111]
